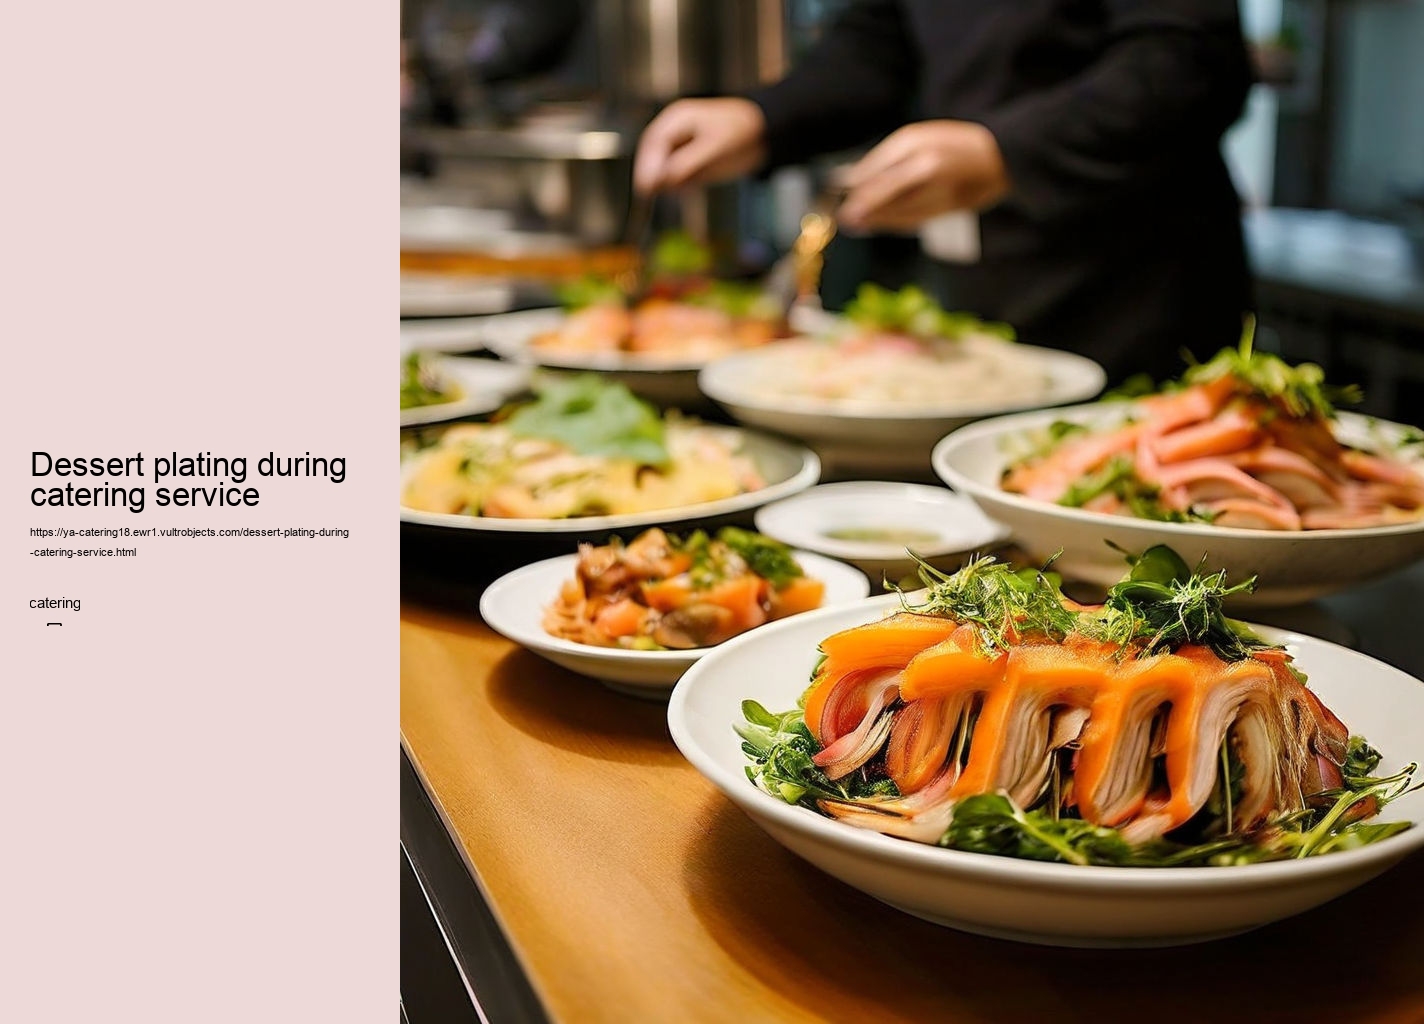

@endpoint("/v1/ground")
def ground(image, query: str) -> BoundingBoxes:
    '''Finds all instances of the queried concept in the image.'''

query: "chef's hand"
[839,121,1009,232]
[633,98,767,194]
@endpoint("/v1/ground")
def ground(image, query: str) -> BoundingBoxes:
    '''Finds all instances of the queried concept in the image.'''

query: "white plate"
[698,341,1106,472]
[932,405,1424,606]
[400,427,821,538]
[753,482,1009,579]
[400,274,516,318]
[399,357,530,427]
[480,550,869,699]
[399,317,489,354]
[400,205,515,251]
[668,594,1424,947]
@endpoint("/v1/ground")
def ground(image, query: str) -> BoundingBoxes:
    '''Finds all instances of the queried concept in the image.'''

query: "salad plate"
[480,548,868,699]
[398,355,529,427]
[400,415,821,546]
[753,482,1009,579]
[669,591,1424,947]
[933,404,1424,606]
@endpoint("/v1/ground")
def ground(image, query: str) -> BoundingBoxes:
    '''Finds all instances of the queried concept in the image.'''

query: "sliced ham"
[1152,409,1261,464]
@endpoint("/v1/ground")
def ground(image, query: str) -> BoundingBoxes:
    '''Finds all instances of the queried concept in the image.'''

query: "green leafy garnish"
[895,554,1077,652]
[649,230,713,276]
[1101,373,1160,402]
[687,280,779,320]
[554,274,628,310]
[843,283,1015,341]
[400,351,461,410]
[738,700,895,805]
[1054,455,1215,524]
[1081,544,1269,661]
[675,528,805,590]
[1181,317,1362,417]
[504,374,669,465]
[717,527,805,589]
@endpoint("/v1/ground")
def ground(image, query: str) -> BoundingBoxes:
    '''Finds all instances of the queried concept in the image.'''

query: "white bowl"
[399,317,490,354]
[932,405,1424,606]
[753,482,1009,580]
[698,341,1106,475]
[400,428,821,544]
[668,594,1424,947]
[480,550,869,699]
[398,357,529,427]
[481,307,724,410]
[399,274,515,318]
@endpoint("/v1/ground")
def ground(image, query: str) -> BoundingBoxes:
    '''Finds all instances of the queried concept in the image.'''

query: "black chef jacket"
[749,0,1255,385]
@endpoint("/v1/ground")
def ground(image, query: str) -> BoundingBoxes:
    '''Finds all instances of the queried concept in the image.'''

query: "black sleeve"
[978,0,1252,225]
[747,0,918,170]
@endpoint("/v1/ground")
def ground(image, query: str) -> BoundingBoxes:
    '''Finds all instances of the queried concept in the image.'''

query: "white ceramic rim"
[698,342,1107,422]
[480,550,871,666]
[398,317,490,354]
[398,357,529,427]
[399,430,822,533]
[668,592,1424,890]
[932,405,1424,543]
[753,482,1011,561]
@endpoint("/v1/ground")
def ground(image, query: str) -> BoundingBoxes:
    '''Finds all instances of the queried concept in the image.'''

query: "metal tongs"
[764,182,847,317]
[616,191,658,294]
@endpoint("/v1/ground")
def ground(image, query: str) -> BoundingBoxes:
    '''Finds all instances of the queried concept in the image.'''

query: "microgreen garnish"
[843,283,1015,341]
[1181,316,1362,418]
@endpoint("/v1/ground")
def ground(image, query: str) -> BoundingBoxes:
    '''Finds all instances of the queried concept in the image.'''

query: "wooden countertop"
[401,601,1424,1024]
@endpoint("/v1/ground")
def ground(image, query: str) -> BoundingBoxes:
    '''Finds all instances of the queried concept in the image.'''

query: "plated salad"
[1003,328,1424,530]
[729,284,1050,408]
[545,527,825,650]
[400,351,462,410]
[532,232,788,361]
[401,375,764,518]
[738,546,1417,866]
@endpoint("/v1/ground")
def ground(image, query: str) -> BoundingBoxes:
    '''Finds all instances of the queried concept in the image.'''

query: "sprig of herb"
[1056,456,1215,524]
[504,373,669,466]
[717,527,805,589]
[843,283,1015,342]
[1087,544,1270,661]
[399,351,459,410]
[894,554,1078,652]
[1181,316,1362,418]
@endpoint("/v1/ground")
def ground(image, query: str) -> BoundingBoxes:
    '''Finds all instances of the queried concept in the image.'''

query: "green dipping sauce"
[822,526,942,546]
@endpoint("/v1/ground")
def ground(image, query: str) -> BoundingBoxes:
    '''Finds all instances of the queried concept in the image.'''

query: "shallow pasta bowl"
[668,594,1424,947]
[698,340,1106,475]
[932,405,1424,606]
[480,551,868,699]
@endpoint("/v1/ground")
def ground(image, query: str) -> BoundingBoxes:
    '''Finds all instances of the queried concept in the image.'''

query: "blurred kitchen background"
[399,0,1424,420]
